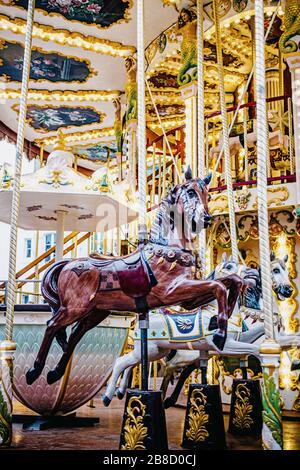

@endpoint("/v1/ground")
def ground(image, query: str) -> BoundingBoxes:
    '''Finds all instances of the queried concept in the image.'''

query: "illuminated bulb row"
[0,89,121,102]
[0,15,136,57]
[36,127,115,146]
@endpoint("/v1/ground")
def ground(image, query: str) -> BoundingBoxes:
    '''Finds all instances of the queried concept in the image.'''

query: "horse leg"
[103,352,140,406]
[211,281,229,351]
[116,365,134,400]
[164,363,198,409]
[219,275,243,318]
[220,338,260,359]
[26,306,76,385]
[47,309,107,384]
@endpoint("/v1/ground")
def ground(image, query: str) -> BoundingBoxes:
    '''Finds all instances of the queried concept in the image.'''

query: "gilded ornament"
[235,191,251,211]
[169,261,177,271]
[279,0,300,54]
[232,383,254,429]
[185,388,209,442]
[0,89,121,104]
[156,256,165,266]
[35,127,115,146]
[253,187,289,210]
[176,8,198,86]
[121,395,148,450]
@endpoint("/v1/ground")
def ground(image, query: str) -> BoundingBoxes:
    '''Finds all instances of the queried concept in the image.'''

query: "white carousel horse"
[102,253,300,406]
[160,252,299,401]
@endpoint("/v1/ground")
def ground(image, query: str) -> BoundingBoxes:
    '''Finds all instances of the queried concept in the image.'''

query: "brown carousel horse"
[26,168,243,386]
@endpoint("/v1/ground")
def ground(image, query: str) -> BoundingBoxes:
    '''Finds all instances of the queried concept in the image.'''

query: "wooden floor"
[6,398,300,451]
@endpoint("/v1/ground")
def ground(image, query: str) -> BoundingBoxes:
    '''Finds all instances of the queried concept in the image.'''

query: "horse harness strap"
[89,249,157,313]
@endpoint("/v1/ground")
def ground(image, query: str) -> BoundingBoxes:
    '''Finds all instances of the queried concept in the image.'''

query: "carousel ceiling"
[0,0,283,170]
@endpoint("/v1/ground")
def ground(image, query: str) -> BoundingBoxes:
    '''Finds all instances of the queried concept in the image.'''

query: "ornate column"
[113,97,123,182]
[177,7,198,174]
[0,0,35,448]
[124,56,137,189]
[255,0,282,450]
[279,0,300,202]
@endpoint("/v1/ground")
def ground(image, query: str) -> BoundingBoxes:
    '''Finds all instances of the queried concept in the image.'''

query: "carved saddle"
[89,249,157,312]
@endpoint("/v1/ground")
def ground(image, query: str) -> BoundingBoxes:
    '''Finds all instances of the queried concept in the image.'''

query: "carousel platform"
[6,398,300,451]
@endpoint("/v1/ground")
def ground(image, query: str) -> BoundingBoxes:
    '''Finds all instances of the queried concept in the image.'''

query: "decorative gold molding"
[121,395,147,450]
[0,89,121,103]
[35,127,115,146]
[209,194,228,214]
[11,103,106,134]
[0,0,133,31]
[0,39,96,84]
[185,388,209,443]
[253,186,289,209]
[0,14,136,57]
[232,383,254,430]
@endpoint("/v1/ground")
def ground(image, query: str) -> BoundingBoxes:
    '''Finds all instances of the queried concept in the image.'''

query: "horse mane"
[149,192,175,245]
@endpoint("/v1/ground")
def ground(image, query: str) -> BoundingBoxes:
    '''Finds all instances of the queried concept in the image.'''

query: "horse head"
[167,167,212,240]
[213,253,259,288]
[270,251,293,301]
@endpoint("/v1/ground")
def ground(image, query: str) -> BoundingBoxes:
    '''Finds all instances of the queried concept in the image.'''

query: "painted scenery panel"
[16,106,103,132]
[6,0,131,28]
[75,143,118,162]
[0,42,92,82]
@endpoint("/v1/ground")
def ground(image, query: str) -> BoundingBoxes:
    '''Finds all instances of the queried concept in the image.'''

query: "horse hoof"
[212,331,227,351]
[26,368,40,385]
[116,390,125,400]
[163,397,175,409]
[291,359,300,371]
[47,369,63,385]
[102,395,111,407]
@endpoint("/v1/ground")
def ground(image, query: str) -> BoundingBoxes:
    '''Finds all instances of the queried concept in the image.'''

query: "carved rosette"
[0,341,15,448]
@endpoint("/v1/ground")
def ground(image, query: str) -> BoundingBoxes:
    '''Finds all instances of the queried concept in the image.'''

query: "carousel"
[0,0,300,453]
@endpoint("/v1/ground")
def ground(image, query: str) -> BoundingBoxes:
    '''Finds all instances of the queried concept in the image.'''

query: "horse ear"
[270,251,275,261]
[228,255,233,262]
[184,165,193,181]
[221,252,227,263]
[283,254,288,263]
[204,172,212,186]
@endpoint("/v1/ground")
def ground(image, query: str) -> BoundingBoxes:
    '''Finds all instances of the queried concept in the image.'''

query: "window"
[44,233,56,262]
[25,239,32,258]
[22,294,29,304]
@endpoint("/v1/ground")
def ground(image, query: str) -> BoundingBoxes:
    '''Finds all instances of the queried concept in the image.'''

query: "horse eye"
[187,189,196,198]
[273,268,280,274]
[226,264,232,270]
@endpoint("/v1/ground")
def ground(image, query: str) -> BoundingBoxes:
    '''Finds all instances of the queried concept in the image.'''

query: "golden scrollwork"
[253,186,289,209]
[209,194,228,215]
[185,388,209,442]
[232,383,254,429]
[0,14,136,57]
[121,395,148,450]
[0,39,96,85]
[216,359,262,396]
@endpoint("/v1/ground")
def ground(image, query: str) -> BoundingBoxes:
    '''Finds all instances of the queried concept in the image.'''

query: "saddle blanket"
[133,305,243,342]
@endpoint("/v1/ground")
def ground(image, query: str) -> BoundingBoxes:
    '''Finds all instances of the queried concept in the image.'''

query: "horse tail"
[41,260,70,312]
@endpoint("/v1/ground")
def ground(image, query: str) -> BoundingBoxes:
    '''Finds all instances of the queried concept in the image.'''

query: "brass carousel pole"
[0,0,35,447]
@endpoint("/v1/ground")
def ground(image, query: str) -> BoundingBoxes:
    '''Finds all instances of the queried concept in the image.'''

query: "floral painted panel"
[21,106,102,132]
[74,142,117,162]
[0,42,92,82]
[5,0,131,28]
